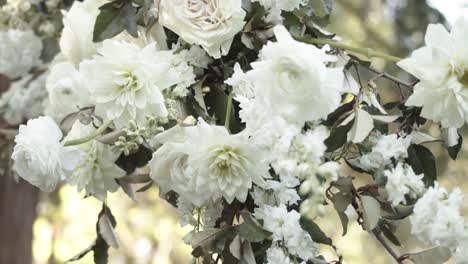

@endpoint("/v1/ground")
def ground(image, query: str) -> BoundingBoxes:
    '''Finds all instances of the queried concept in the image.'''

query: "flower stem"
[293,35,402,63]
[63,120,114,147]
[224,93,233,131]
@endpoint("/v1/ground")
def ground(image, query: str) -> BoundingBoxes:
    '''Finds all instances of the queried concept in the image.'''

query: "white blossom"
[410,183,466,248]
[150,121,270,206]
[252,0,308,24]
[252,176,300,206]
[359,134,411,171]
[59,0,107,65]
[158,0,246,58]
[0,29,42,79]
[12,116,80,192]
[255,204,317,261]
[239,25,344,125]
[45,61,91,122]
[0,73,47,125]
[398,17,468,128]
[64,121,126,200]
[265,246,294,264]
[80,40,180,128]
[384,163,425,206]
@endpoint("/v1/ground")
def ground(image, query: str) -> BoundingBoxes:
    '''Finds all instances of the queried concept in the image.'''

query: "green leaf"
[93,204,117,264]
[325,121,353,152]
[447,133,463,160]
[336,211,349,236]
[330,176,354,194]
[408,246,452,264]
[329,192,352,235]
[299,217,332,245]
[380,223,401,247]
[330,192,352,212]
[93,1,138,42]
[407,144,437,187]
[361,195,381,231]
[191,227,236,257]
[238,211,272,243]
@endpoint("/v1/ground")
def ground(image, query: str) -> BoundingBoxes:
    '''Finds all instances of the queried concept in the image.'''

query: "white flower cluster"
[255,204,317,262]
[359,133,411,172]
[0,29,42,79]
[253,0,309,24]
[410,183,468,261]
[0,73,47,125]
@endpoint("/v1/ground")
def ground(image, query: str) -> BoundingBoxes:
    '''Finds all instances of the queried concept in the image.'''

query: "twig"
[224,93,233,131]
[63,120,113,146]
[293,35,402,63]
[373,230,405,263]
[367,67,413,88]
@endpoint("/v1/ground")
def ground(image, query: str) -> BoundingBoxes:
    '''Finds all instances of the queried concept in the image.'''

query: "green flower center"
[209,146,242,178]
[458,69,468,86]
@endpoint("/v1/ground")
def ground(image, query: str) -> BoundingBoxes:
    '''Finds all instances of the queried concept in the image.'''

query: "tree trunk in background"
[0,75,39,264]
[0,176,39,264]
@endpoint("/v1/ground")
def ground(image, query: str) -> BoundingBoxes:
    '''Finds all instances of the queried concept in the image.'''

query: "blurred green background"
[1,0,468,263]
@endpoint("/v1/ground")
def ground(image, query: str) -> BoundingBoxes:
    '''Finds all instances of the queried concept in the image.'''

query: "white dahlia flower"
[398,17,468,128]
[149,120,270,206]
[12,116,80,192]
[64,121,126,200]
[80,40,180,128]
[0,29,42,79]
[158,0,246,58]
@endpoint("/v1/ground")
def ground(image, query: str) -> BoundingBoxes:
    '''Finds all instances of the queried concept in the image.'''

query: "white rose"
[11,116,80,192]
[60,0,107,65]
[45,61,91,122]
[239,25,344,125]
[158,0,246,58]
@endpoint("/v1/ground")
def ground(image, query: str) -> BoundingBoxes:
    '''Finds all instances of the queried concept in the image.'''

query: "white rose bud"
[60,0,106,65]
[158,0,246,58]
[12,116,81,192]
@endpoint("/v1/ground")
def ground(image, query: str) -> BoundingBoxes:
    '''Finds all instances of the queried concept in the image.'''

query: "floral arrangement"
[1,0,467,263]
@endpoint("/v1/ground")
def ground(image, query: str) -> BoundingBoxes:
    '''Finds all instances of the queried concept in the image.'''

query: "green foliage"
[407,144,437,187]
[93,0,138,42]
[447,133,463,160]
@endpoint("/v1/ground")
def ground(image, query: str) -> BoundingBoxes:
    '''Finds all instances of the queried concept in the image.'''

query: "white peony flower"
[158,0,246,58]
[150,120,270,206]
[0,30,42,79]
[0,73,48,125]
[45,62,91,122]
[60,0,107,65]
[80,40,180,128]
[410,183,466,248]
[398,18,468,128]
[242,25,344,124]
[384,163,425,206]
[11,116,80,192]
[64,121,126,200]
[255,204,317,261]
